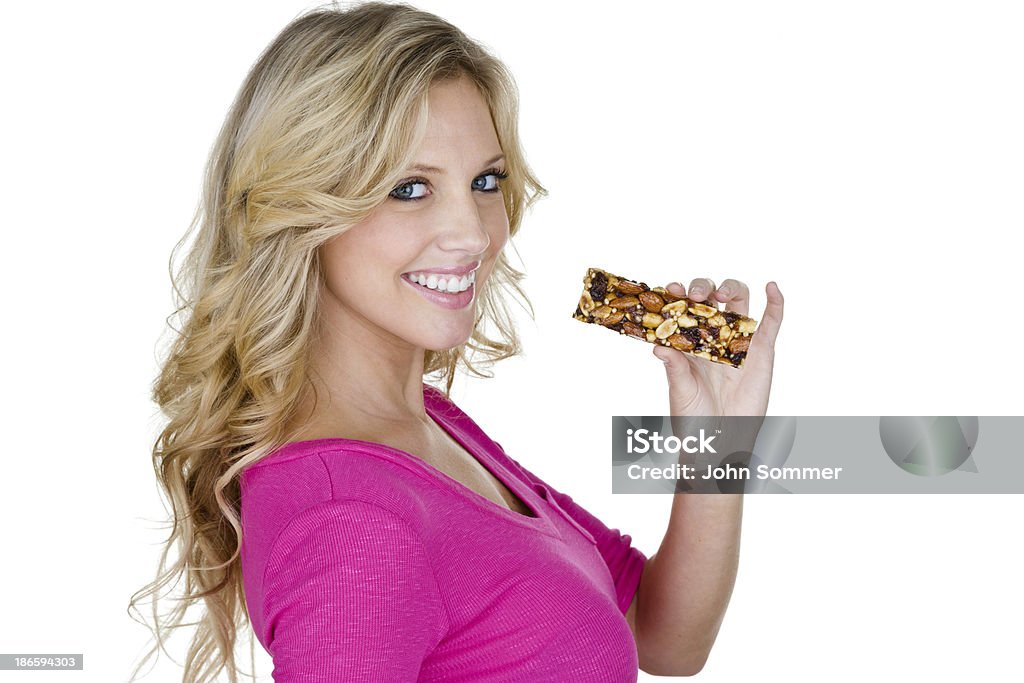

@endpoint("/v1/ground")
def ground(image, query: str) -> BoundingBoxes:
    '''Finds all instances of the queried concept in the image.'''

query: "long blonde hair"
[127,2,545,680]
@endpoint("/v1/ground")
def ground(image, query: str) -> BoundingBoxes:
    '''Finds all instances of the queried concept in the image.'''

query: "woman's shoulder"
[239,439,437,539]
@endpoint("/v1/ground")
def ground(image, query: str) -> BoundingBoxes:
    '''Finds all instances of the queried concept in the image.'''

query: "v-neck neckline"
[256,392,554,534]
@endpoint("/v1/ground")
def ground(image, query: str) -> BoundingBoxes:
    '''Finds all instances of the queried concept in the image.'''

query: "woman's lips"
[401,273,475,310]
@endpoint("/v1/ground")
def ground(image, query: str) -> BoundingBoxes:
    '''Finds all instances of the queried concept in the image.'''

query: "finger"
[750,281,784,354]
[713,278,750,317]
[652,344,700,405]
[687,277,717,303]
[666,281,687,298]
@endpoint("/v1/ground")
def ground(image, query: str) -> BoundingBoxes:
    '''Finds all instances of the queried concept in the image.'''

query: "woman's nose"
[436,193,492,254]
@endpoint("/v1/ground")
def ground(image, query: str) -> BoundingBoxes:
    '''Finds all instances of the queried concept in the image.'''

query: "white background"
[1,0,1021,680]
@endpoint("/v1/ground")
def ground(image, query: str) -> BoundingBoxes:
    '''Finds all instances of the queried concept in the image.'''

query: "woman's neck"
[288,315,433,441]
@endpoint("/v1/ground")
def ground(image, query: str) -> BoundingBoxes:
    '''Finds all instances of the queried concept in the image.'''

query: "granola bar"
[572,267,758,368]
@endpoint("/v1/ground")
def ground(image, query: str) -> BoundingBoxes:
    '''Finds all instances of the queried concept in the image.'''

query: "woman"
[129,2,784,681]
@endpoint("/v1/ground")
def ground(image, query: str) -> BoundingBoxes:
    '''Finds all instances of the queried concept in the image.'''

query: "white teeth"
[407,270,476,294]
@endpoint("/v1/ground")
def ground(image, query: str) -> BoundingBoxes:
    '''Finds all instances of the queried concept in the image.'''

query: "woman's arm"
[630,494,742,676]
[631,279,783,675]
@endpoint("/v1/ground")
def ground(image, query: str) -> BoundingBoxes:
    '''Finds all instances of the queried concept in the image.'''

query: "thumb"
[652,345,699,395]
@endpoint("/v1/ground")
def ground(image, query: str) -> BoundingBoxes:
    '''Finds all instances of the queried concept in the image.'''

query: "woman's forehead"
[411,78,500,161]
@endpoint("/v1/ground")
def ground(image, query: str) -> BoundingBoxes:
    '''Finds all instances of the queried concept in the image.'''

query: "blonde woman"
[130,1,784,681]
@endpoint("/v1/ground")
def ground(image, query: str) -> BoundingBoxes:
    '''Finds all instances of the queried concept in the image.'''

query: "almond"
[666,333,695,351]
[639,291,665,312]
[614,280,645,295]
[608,296,640,309]
[622,321,645,339]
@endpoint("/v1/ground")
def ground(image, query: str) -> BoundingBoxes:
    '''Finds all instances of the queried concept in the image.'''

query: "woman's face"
[318,76,510,353]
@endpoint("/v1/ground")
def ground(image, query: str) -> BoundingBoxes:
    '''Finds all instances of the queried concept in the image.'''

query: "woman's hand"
[651,279,784,417]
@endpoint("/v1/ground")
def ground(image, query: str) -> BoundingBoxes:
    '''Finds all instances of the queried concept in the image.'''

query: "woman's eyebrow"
[408,153,505,174]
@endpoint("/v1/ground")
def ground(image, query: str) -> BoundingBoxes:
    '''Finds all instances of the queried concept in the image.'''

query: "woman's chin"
[419,328,473,353]
[428,338,472,353]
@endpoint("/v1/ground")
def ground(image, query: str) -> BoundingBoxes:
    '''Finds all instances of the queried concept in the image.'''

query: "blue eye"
[473,169,508,192]
[388,168,509,202]
[389,180,429,201]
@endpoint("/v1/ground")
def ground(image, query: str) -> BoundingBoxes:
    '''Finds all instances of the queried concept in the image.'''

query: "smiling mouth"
[403,270,476,294]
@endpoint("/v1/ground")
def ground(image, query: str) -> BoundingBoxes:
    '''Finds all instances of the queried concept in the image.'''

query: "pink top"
[240,384,647,682]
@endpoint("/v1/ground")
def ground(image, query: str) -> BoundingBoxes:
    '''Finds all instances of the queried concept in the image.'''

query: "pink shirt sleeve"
[259,499,447,682]
[500,449,648,614]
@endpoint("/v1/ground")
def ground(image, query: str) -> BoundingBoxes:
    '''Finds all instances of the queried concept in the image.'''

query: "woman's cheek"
[487,210,510,252]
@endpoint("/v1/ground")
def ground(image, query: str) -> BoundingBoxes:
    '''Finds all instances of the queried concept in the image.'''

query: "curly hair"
[127,2,545,680]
